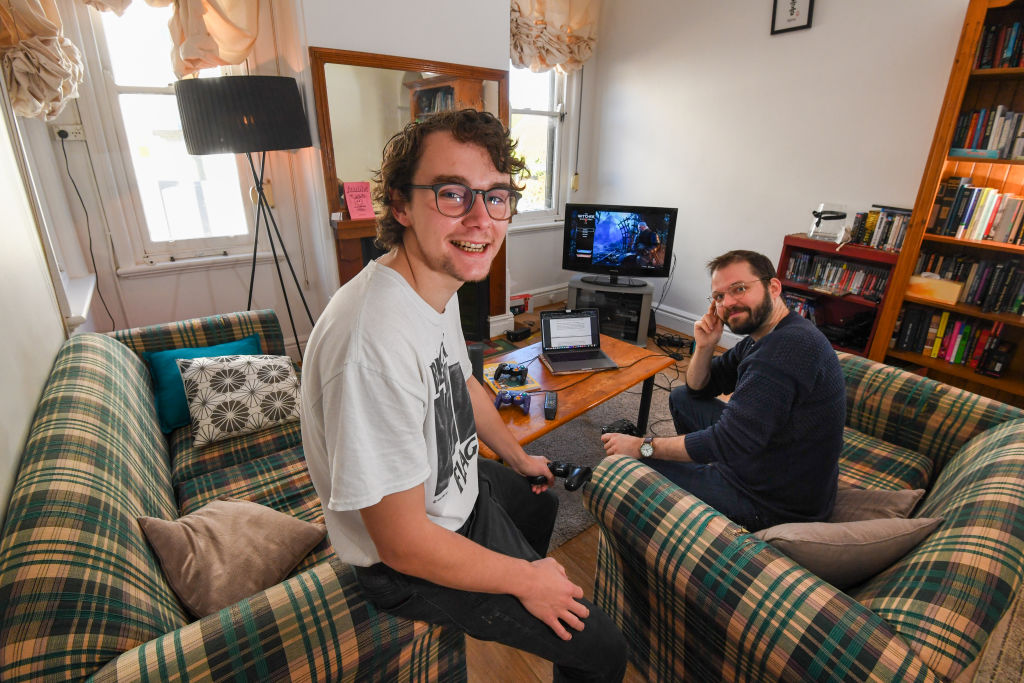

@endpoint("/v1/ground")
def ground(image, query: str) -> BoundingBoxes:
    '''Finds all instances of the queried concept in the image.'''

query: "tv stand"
[580,274,648,288]
[568,274,653,346]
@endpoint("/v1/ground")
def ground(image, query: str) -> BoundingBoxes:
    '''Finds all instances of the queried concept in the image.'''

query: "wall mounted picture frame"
[771,0,814,35]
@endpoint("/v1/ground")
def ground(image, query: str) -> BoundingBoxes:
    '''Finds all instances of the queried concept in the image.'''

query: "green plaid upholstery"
[586,353,1024,682]
[586,455,940,682]
[0,311,466,681]
[838,352,1024,474]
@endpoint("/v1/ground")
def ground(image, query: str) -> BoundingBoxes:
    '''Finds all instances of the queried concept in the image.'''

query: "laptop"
[539,308,619,375]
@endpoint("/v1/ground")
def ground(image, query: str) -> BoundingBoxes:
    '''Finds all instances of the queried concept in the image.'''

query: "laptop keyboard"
[550,350,602,361]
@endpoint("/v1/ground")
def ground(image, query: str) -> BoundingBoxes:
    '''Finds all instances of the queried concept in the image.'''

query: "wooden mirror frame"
[309,47,509,316]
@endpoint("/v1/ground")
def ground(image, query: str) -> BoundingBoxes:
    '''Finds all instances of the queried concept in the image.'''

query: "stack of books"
[925,176,1024,243]
[950,105,1024,160]
[784,252,889,300]
[975,20,1024,69]
[913,251,1024,315]
[891,308,1015,377]
[848,205,912,251]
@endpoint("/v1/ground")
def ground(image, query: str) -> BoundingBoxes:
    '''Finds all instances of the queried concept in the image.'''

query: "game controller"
[526,460,593,492]
[601,418,638,436]
[493,362,529,386]
[494,389,531,414]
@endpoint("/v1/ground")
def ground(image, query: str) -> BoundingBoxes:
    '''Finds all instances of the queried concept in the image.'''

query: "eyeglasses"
[707,278,768,305]
[405,183,520,221]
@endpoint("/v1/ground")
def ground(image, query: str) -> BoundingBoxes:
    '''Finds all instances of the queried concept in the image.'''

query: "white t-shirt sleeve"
[320,361,432,511]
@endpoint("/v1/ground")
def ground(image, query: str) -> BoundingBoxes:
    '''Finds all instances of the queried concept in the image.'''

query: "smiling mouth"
[451,240,487,253]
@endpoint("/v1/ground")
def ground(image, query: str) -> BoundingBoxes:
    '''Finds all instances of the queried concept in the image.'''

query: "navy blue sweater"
[683,312,845,523]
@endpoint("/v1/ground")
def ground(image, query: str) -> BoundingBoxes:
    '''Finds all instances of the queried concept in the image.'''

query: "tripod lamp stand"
[174,75,314,358]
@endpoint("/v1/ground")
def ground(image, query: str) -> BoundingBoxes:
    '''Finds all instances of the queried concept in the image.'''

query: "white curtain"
[510,0,599,73]
[146,0,258,79]
[0,0,88,119]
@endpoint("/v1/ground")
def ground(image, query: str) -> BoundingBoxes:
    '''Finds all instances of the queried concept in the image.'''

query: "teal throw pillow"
[144,334,261,433]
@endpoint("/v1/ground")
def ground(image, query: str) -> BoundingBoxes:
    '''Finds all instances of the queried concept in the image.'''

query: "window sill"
[116,251,279,279]
[64,273,96,333]
[509,216,562,235]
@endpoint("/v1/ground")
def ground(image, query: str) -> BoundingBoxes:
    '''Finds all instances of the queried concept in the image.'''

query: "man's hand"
[510,453,554,492]
[693,300,725,349]
[600,432,643,459]
[516,557,589,640]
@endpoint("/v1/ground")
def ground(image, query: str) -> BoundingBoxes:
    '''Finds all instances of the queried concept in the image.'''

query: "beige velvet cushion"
[829,487,925,523]
[753,517,943,589]
[138,497,326,618]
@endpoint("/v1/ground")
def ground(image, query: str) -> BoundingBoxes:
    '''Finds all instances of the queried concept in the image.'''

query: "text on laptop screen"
[549,317,593,349]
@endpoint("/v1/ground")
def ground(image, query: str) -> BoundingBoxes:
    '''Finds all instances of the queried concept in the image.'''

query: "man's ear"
[391,190,413,227]
[768,277,783,296]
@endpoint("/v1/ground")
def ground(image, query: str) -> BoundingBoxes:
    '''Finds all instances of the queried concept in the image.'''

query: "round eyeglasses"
[405,183,519,221]
[707,278,768,305]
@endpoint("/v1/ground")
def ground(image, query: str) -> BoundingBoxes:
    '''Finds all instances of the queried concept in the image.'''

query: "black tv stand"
[568,274,653,346]
[580,275,648,288]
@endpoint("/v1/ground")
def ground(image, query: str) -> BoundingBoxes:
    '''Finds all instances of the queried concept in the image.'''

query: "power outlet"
[49,124,86,141]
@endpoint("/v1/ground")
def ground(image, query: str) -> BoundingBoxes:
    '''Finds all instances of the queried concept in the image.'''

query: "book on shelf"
[927,177,1024,244]
[931,311,951,358]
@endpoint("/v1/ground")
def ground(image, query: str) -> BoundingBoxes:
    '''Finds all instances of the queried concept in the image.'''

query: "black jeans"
[355,459,628,682]
[658,386,780,532]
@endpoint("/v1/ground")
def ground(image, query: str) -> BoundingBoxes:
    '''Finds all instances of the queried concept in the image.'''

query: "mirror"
[309,47,509,319]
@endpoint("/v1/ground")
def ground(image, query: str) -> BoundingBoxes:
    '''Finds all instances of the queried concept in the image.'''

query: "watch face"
[640,440,653,458]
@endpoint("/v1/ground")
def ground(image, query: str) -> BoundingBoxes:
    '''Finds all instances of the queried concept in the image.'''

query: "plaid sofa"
[584,351,1024,682]
[0,310,465,682]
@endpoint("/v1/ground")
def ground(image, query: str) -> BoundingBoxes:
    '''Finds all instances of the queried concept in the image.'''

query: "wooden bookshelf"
[777,233,898,356]
[868,0,1024,408]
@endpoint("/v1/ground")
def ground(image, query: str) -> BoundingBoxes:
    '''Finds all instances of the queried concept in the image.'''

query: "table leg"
[637,376,656,434]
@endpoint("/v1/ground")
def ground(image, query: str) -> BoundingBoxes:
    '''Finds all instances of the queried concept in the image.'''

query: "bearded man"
[600,249,845,530]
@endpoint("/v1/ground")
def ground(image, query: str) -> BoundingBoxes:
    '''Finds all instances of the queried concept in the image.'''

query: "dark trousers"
[657,387,778,531]
[355,459,628,682]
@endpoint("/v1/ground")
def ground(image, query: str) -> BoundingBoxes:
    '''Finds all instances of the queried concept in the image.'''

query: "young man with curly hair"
[301,109,626,682]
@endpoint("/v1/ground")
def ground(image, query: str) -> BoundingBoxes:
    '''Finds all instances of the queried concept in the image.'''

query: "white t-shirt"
[300,260,479,566]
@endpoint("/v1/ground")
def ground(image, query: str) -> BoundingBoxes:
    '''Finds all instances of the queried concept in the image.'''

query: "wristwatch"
[639,436,654,459]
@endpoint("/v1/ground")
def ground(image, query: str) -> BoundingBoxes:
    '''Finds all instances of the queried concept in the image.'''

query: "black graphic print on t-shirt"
[430,341,478,500]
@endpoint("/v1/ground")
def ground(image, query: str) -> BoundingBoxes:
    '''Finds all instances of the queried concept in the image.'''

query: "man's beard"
[723,288,773,336]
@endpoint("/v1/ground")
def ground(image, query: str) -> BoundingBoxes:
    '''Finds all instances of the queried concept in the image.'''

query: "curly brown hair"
[371,109,528,250]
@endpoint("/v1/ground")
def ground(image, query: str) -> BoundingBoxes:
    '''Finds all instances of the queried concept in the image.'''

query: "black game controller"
[527,460,593,491]
[493,362,529,386]
[494,389,531,414]
[601,418,638,436]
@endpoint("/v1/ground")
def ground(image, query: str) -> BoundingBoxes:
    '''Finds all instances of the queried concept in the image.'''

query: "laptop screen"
[541,309,601,351]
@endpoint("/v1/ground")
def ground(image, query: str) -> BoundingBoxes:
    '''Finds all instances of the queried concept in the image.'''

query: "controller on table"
[527,460,593,492]
[494,389,531,414]
[493,362,529,386]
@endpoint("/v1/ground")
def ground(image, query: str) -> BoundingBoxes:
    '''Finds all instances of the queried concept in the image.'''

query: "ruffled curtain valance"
[0,0,87,119]
[510,0,599,74]
[0,0,258,120]
[146,0,258,79]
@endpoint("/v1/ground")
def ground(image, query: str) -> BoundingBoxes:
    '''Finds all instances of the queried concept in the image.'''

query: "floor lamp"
[174,75,315,358]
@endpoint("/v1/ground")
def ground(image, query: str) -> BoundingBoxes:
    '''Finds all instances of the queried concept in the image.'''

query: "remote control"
[544,391,557,420]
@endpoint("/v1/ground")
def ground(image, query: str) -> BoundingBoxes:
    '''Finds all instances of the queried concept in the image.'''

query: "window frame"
[509,65,581,231]
[71,1,272,267]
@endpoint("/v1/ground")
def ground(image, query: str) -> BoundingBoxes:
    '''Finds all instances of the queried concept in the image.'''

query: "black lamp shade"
[174,75,313,155]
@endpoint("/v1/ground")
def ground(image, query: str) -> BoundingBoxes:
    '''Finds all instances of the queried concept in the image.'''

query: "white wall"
[0,98,66,527]
[553,0,969,338]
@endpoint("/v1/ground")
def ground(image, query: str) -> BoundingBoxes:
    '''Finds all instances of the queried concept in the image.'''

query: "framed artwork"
[771,0,814,35]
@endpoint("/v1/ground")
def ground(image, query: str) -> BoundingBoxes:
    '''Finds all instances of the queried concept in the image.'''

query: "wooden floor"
[465,312,692,681]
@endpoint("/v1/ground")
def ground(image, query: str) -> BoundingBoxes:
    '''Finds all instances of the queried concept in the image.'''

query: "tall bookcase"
[869,0,1024,407]
[777,234,897,356]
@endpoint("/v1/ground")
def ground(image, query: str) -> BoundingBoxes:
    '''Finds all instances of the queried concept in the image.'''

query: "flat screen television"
[562,203,678,287]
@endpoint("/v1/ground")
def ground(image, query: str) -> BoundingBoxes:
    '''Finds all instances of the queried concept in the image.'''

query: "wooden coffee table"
[480,334,675,458]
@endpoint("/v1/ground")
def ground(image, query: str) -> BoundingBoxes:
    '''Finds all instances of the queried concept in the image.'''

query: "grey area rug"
[527,369,683,550]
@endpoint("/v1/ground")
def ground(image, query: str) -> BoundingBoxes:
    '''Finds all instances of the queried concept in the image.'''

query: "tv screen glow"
[562,203,677,283]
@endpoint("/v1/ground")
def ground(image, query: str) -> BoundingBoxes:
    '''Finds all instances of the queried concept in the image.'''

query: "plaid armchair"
[585,352,1024,682]
[0,310,465,681]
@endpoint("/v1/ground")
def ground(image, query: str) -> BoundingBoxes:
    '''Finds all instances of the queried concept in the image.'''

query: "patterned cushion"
[839,425,933,490]
[176,354,300,447]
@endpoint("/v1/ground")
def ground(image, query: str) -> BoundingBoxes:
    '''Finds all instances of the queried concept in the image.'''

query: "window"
[509,64,571,220]
[94,3,251,261]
